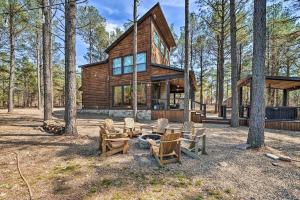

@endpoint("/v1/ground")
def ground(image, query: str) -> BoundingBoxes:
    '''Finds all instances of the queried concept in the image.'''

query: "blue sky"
[76,0,198,66]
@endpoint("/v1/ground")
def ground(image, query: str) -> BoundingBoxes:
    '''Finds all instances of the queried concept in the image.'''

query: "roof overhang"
[238,75,300,91]
[79,59,108,69]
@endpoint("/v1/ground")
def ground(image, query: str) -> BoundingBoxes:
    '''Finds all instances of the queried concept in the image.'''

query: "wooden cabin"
[80,3,197,121]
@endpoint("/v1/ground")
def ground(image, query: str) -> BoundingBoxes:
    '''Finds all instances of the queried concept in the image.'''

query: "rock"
[272,162,279,166]
[235,143,251,150]
[218,161,228,167]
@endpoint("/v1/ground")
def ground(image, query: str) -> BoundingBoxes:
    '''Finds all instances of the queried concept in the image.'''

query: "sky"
[76,0,199,67]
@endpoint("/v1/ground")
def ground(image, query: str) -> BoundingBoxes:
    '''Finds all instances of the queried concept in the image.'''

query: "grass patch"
[194,179,204,187]
[224,187,234,194]
[0,184,12,189]
[207,189,222,199]
[152,185,162,192]
[194,194,204,200]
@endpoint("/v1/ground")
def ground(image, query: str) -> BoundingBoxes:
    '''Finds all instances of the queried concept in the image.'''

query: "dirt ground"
[0,108,299,200]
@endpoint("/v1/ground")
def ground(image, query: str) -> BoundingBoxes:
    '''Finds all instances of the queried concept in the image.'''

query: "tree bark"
[43,0,53,120]
[64,0,78,135]
[218,0,225,117]
[184,0,190,122]
[247,0,266,148]
[230,0,239,127]
[36,30,42,110]
[200,47,203,106]
[8,3,16,113]
[132,0,138,121]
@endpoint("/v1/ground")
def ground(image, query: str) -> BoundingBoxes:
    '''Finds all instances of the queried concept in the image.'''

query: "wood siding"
[151,19,170,66]
[82,63,109,108]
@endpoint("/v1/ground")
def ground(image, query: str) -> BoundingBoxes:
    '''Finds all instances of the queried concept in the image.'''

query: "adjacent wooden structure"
[80,3,197,121]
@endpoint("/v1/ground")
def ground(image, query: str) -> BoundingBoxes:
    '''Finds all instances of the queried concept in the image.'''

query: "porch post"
[239,86,243,117]
[166,79,170,110]
[283,89,288,106]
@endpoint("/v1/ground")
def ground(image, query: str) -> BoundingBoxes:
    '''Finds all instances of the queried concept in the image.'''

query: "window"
[113,86,122,106]
[123,55,133,73]
[160,42,165,56]
[166,49,169,63]
[154,31,159,47]
[112,84,147,107]
[112,57,122,75]
[123,85,131,106]
[137,84,147,105]
[137,52,146,72]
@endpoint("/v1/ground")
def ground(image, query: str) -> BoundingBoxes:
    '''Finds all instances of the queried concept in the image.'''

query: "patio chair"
[148,133,182,166]
[99,125,129,157]
[123,118,142,138]
[181,121,207,159]
[103,118,123,134]
[151,118,169,135]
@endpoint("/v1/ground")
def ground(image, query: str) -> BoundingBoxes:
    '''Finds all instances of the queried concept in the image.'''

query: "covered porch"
[150,72,198,122]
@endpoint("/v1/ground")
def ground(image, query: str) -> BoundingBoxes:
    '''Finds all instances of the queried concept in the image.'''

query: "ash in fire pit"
[138,134,161,149]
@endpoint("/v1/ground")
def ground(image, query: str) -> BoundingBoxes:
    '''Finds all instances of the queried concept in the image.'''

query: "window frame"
[112,84,147,107]
[111,51,147,76]
[112,57,122,75]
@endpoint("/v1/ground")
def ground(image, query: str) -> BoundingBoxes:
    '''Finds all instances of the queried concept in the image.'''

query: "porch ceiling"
[237,75,300,91]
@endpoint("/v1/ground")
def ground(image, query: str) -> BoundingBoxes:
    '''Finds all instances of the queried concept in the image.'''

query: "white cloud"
[105,22,122,32]
[160,0,185,8]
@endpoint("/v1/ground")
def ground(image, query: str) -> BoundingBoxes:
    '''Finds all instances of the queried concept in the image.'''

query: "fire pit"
[138,134,161,149]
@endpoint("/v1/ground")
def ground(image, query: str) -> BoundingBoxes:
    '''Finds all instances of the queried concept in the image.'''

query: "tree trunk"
[230,0,239,127]
[36,30,42,110]
[218,0,225,117]
[184,0,190,122]
[8,3,15,113]
[49,2,54,110]
[43,0,53,120]
[132,0,138,121]
[64,0,78,135]
[200,47,203,106]
[247,0,266,148]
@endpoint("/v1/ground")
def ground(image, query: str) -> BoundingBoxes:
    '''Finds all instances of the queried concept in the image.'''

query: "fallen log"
[42,120,65,135]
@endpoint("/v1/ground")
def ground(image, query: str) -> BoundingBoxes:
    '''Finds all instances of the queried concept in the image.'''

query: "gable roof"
[105,3,176,53]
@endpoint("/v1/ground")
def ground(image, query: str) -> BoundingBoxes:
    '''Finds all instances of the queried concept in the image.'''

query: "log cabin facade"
[80,3,197,120]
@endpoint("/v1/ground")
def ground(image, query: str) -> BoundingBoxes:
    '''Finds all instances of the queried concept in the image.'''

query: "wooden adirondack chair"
[148,133,182,166]
[151,118,169,135]
[99,125,129,157]
[181,121,207,159]
[123,118,142,138]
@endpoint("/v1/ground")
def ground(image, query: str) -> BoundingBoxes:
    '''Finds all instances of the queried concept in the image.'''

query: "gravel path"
[0,109,299,200]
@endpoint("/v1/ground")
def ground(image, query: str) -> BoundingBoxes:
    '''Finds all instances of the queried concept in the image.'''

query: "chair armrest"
[147,139,159,146]
[105,138,129,142]
[160,138,183,144]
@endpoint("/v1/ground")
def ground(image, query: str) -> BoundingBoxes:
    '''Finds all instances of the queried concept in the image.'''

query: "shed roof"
[104,3,176,53]
[237,75,300,91]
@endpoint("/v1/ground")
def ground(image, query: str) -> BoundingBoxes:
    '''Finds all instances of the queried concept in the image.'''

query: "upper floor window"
[123,55,133,73]
[160,42,165,56]
[154,31,159,47]
[166,49,169,63]
[137,52,146,72]
[112,57,122,75]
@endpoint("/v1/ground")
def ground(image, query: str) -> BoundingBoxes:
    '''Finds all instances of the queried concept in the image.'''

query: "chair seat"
[110,141,125,148]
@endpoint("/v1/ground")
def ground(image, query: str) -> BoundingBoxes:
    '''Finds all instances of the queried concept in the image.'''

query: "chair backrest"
[182,121,195,134]
[104,119,115,131]
[124,118,134,129]
[157,118,169,133]
[160,133,181,155]
[195,128,206,136]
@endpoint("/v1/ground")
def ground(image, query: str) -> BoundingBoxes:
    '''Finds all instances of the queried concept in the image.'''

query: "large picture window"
[112,57,122,75]
[112,84,147,107]
[123,55,133,73]
[137,52,146,72]
[123,85,131,106]
[137,84,147,105]
[113,86,122,106]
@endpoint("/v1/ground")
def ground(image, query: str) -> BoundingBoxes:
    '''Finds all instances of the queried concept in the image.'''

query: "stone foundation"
[80,109,151,120]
